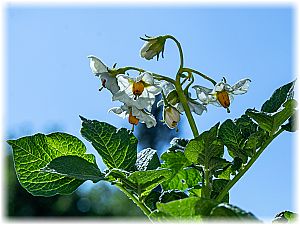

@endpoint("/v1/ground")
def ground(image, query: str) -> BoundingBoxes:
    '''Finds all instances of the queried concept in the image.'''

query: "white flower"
[109,104,157,128]
[157,81,207,116]
[88,55,119,94]
[193,78,251,113]
[140,36,166,60]
[113,72,161,111]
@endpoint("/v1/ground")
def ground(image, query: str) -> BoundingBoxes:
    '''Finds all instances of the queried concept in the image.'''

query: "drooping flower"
[88,55,119,94]
[163,106,181,129]
[157,81,207,116]
[113,72,161,112]
[193,78,251,113]
[109,104,157,128]
[140,35,167,60]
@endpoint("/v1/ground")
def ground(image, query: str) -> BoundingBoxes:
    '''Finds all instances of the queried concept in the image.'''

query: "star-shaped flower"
[193,78,251,113]
[113,72,161,112]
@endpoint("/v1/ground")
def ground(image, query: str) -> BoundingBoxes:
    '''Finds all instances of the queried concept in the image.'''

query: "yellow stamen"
[216,90,230,110]
[128,110,139,125]
[132,81,145,98]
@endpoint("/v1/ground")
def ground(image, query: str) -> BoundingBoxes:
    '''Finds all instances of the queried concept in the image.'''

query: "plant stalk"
[166,35,199,138]
[115,184,152,218]
[215,128,285,202]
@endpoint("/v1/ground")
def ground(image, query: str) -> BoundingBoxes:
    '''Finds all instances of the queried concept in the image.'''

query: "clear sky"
[6,4,295,221]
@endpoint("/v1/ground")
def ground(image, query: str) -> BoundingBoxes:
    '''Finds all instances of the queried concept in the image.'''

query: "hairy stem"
[215,128,285,202]
[115,183,152,218]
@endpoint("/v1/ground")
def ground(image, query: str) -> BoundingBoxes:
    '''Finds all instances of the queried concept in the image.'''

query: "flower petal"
[116,74,133,91]
[88,55,108,74]
[132,107,157,128]
[161,81,176,95]
[188,101,207,115]
[231,78,251,95]
[108,106,128,119]
[141,72,155,85]
[193,85,215,104]
[146,84,162,95]
[100,72,120,94]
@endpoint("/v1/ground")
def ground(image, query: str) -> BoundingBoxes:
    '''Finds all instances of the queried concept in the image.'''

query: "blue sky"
[6,5,295,221]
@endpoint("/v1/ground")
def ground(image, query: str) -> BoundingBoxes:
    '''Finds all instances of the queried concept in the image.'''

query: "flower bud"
[163,106,180,129]
[140,36,166,60]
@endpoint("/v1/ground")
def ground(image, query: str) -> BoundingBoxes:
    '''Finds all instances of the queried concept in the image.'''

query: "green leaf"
[282,111,298,132]
[244,129,268,156]
[245,109,273,133]
[42,155,104,182]
[144,188,161,211]
[211,179,229,203]
[273,211,297,222]
[159,190,188,203]
[210,203,259,220]
[156,197,218,219]
[235,115,258,139]
[160,151,200,191]
[80,116,137,171]
[7,132,97,196]
[161,150,189,169]
[185,123,224,166]
[219,119,248,163]
[128,169,172,197]
[261,80,295,113]
[246,99,297,134]
[136,148,160,171]
[273,99,297,132]
[163,167,202,191]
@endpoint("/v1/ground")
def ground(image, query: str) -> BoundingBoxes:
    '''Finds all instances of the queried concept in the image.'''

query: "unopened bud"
[163,106,180,129]
[140,36,166,60]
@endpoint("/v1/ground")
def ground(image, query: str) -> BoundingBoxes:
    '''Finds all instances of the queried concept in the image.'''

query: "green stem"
[175,81,199,138]
[115,183,152,218]
[182,68,217,85]
[165,35,184,68]
[121,66,176,84]
[215,128,285,202]
[165,35,199,138]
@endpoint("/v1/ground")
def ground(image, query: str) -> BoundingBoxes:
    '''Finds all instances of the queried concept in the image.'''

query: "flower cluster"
[88,35,251,130]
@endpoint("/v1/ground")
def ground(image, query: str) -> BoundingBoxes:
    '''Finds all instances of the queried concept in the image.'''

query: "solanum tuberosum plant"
[8,35,297,222]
